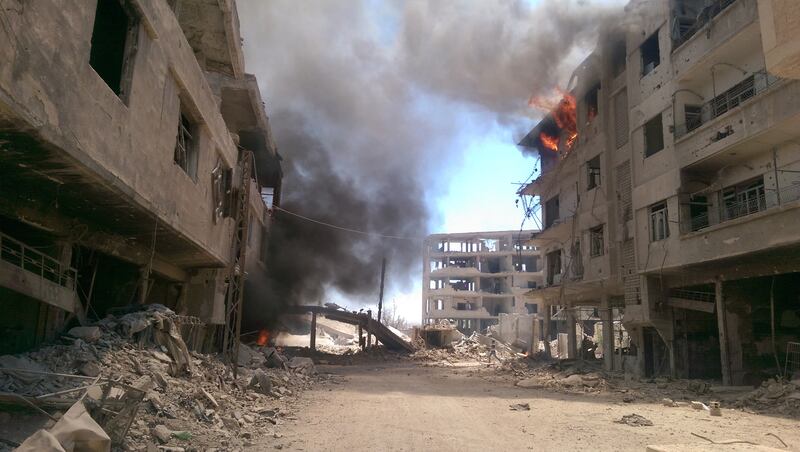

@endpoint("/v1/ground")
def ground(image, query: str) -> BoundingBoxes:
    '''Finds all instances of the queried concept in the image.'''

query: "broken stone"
[614,413,653,427]
[509,403,530,411]
[561,374,583,386]
[198,387,219,408]
[152,425,172,444]
[288,357,317,375]
[78,361,101,377]
[248,369,272,395]
[151,350,173,363]
[263,347,289,369]
[67,326,102,342]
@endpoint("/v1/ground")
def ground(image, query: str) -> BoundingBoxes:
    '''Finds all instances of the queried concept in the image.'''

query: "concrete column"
[310,312,317,351]
[567,308,577,359]
[542,301,551,358]
[601,295,614,371]
[715,278,731,385]
[137,267,149,305]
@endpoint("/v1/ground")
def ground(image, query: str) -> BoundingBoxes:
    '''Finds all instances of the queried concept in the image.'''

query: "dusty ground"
[253,361,800,452]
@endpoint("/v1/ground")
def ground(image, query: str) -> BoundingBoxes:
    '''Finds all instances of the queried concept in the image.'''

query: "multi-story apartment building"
[422,230,543,334]
[0,0,282,354]
[521,0,800,384]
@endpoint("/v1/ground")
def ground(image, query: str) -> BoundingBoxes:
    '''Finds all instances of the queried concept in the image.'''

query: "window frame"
[589,225,605,257]
[649,201,670,242]
[174,107,200,180]
[644,113,665,157]
[587,155,601,190]
[640,31,661,77]
[89,0,140,102]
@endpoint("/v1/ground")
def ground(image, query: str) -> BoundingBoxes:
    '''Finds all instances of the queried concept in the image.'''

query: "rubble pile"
[731,378,800,417]
[0,305,332,451]
[412,332,521,364]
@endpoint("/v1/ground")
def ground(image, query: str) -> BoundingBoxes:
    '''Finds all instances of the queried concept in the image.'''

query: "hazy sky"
[238,0,626,324]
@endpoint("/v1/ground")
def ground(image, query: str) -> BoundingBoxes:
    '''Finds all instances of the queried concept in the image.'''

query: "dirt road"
[252,361,800,452]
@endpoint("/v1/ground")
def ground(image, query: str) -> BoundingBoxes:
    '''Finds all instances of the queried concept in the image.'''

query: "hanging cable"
[271,205,424,241]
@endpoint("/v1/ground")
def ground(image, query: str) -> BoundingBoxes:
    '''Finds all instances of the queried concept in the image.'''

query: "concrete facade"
[0,0,281,353]
[422,230,543,335]
[520,0,800,382]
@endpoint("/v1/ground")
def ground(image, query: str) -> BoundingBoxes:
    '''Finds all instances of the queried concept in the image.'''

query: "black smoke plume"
[237,0,624,326]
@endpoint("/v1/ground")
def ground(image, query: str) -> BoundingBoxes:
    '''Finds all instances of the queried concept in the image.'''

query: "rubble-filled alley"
[4,0,800,451]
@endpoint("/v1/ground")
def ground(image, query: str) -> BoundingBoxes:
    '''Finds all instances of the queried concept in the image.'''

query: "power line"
[271,205,424,241]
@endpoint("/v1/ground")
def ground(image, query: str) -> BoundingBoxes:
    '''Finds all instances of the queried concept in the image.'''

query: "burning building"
[0,0,281,354]
[519,0,800,384]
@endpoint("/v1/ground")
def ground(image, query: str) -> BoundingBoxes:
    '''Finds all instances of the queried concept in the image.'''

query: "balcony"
[0,232,78,312]
[675,77,800,169]
[675,71,780,140]
[685,180,800,233]
[671,0,737,50]
[671,0,758,77]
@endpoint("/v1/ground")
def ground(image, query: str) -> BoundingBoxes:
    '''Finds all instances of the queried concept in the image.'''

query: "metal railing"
[721,193,767,222]
[674,71,781,139]
[0,232,76,290]
[671,0,737,49]
[670,288,715,303]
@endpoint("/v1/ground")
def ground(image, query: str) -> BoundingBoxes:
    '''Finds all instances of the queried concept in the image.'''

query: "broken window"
[644,113,664,157]
[722,177,766,222]
[584,84,600,124]
[89,0,138,99]
[544,195,560,229]
[590,225,604,257]
[587,155,601,190]
[526,303,539,314]
[650,201,670,242]
[641,32,660,76]
[174,109,199,179]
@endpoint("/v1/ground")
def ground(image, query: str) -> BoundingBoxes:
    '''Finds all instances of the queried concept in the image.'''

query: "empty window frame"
[641,32,660,76]
[544,195,560,228]
[587,155,601,190]
[435,299,444,310]
[590,225,605,257]
[174,108,199,179]
[89,0,139,99]
[546,250,561,285]
[650,201,670,241]
[644,113,664,157]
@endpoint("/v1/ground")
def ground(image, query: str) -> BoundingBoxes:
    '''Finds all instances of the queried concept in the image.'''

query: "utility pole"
[377,257,387,324]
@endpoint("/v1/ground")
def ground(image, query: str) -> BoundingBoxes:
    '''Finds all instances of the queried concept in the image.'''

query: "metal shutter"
[614,90,629,148]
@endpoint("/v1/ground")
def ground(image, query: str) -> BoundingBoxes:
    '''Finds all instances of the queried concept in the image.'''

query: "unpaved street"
[261,362,800,452]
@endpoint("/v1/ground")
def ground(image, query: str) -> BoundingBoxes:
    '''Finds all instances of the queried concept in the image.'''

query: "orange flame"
[256,329,270,346]
[529,88,578,153]
[539,133,559,152]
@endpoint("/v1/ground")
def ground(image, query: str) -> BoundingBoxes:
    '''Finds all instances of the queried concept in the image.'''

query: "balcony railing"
[674,71,781,139]
[685,181,800,233]
[0,232,77,290]
[671,0,737,49]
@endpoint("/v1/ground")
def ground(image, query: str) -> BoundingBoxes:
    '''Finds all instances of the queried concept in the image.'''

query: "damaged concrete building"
[0,0,282,354]
[520,0,800,383]
[422,230,543,335]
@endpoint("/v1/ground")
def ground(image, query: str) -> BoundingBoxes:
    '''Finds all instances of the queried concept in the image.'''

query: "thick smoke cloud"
[237,0,622,325]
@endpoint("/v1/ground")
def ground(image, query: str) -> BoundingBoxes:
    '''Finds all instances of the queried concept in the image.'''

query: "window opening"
[174,110,199,179]
[650,201,670,241]
[587,155,601,190]
[90,0,138,98]
[641,32,660,76]
[644,113,664,157]
[590,225,605,257]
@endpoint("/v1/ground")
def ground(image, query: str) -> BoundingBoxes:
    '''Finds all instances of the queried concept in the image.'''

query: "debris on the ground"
[509,403,531,411]
[615,413,653,427]
[15,401,111,452]
[0,305,334,450]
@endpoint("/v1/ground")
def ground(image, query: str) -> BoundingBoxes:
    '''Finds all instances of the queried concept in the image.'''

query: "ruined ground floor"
[273,361,800,452]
